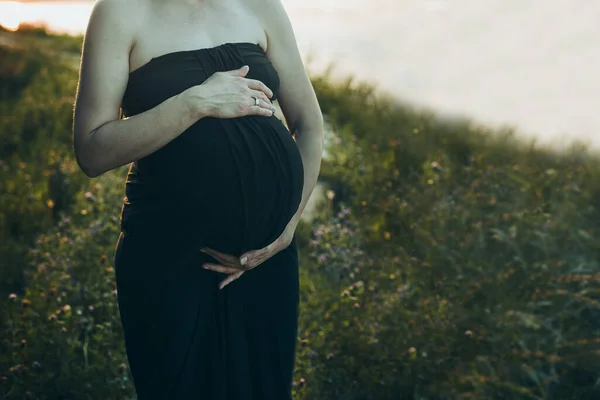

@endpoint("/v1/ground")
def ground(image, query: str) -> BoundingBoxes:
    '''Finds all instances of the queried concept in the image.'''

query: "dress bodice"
[121,42,280,117]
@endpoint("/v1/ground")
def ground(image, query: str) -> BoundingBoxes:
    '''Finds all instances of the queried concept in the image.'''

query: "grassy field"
[1,26,599,400]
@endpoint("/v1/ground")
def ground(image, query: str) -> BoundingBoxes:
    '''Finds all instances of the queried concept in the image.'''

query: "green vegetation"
[1,28,599,400]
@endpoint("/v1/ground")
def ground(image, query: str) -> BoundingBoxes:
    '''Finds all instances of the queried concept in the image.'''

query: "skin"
[73,0,324,289]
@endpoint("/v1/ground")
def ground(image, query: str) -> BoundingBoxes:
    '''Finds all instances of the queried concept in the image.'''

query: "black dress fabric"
[112,42,305,399]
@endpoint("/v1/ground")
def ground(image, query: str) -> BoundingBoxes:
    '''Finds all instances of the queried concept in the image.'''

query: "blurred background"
[2,0,600,152]
[1,0,599,399]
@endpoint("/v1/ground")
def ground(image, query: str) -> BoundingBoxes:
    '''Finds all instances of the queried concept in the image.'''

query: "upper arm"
[73,0,136,162]
[255,0,323,134]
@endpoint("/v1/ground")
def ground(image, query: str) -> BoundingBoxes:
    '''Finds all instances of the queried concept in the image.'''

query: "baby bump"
[126,115,304,255]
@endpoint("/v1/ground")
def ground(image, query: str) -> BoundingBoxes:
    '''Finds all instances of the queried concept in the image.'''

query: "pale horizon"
[1,0,598,155]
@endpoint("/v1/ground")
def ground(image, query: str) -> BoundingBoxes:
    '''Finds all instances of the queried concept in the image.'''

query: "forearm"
[287,120,324,229]
[75,90,200,177]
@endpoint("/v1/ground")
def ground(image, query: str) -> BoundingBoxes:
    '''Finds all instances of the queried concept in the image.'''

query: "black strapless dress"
[112,42,305,400]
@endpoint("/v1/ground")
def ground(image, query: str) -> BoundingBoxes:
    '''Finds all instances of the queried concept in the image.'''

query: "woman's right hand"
[184,65,277,119]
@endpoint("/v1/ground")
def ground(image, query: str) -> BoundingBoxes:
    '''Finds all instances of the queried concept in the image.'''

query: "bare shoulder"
[244,0,290,41]
[243,0,322,133]
[87,0,147,43]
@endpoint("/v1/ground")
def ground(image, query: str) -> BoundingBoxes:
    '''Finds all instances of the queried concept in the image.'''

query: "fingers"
[225,65,250,76]
[248,98,275,117]
[200,248,249,272]
[219,271,244,290]
[238,246,270,270]
[200,247,241,266]
[244,78,274,99]
[202,263,242,274]
[248,89,274,110]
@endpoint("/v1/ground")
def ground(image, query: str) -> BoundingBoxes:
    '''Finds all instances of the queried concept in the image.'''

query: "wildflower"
[60,327,67,333]
[21,299,32,307]
[8,293,17,301]
[353,302,360,309]
[118,363,127,374]
[62,304,71,312]
[9,364,24,374]
[32,361,41,370]
[408,347,416,354]
[326,190,335,200]
[465,330,473,337]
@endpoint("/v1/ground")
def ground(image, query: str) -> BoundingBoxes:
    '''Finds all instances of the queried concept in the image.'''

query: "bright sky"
[0,0,598,154]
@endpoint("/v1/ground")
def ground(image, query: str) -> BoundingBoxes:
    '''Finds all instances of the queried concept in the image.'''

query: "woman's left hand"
[199,223,296,290]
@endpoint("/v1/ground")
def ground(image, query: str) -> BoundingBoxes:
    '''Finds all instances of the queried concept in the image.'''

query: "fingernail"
[241,256,247,265]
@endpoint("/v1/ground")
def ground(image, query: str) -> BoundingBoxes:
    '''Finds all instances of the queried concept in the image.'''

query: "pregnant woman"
[72,0,323,398]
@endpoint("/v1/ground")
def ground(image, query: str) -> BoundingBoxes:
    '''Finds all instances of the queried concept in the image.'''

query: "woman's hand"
[199,223,296,290]
[184,65,277,119]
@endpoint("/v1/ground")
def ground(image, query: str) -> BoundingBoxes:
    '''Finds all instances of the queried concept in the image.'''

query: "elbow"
[294,112,324,138]
[84,167,101,179]
[74,142,101,178]
[74,127,104,178]
[76,154,101,178]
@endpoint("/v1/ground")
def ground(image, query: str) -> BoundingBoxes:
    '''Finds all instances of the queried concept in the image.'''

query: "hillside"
[1,28,599,400]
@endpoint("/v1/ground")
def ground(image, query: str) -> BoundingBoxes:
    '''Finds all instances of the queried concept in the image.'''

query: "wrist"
[181,85,212,120]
